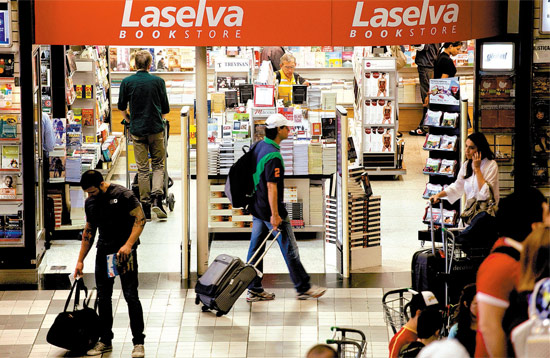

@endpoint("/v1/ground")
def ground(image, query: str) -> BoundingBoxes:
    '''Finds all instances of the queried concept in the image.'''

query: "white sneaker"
[87,341,112,356]
[296,285,327,300]
[131,344,145,358]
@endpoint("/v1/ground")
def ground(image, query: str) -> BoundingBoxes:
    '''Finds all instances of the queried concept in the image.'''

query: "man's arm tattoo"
[130,206,146,228]
[82,222,97,242]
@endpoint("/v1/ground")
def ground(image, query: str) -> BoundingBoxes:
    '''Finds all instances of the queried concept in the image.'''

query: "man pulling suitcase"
[245,113,326,302]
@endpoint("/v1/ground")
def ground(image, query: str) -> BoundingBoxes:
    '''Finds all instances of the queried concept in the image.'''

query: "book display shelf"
[0,72,23,246]
[48,46,119,232]
[419,77,463,239]
[351,52,405,175]
[530,47,550,198]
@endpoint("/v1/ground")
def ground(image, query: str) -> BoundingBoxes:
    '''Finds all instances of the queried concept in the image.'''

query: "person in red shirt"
[388,291,439,358]
[475,188,549,357]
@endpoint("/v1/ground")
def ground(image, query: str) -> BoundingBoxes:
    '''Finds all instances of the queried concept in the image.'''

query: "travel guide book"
[0,115,17,138]
[106,251,135,278]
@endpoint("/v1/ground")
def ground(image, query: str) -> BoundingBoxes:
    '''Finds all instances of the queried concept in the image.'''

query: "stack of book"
[233,139,250,163]
[348,196,381,249]
[325,196,338,244]
[48,193,63,228]
[308,143,323,175]
[348,166,366,198]
[207,143,219,175]
[293,140,309,175]
[190,149,197,175]
[284,202,304,228]
[307,88,322,109]
[65,156,82,183]
[309,184,324,226]
[322,143,337,174]
[218,141,234,175]
[280,139,294,175]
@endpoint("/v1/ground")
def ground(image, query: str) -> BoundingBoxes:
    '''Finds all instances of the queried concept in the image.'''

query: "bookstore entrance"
[31,0,510,282]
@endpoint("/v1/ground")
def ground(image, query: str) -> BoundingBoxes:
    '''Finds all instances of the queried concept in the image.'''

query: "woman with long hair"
[448,283,478,356]
[430,132,499,205]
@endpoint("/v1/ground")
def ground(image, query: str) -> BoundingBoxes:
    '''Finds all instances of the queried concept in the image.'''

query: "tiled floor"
[0,284,399,358]
[3,133,432,357]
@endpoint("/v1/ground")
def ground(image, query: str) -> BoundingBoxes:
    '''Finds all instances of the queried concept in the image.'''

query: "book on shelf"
[321,117,336,140]
[53,118,66,146]
[438,159,457,175]
[82,108,94,126]
[441,112,459,127]
[0,115,17,139]
[423,110,442,127]
[66,124,82,153]
[423,134,441,150]
[0,83,13,109]
[0,54,15,77]
[422,183,445,199]
[1,145,18,169]
[1,215,22,239]
[423,158,441,174]
[440,135,457,151]
[0,174,16,199]
[49,149,66,183]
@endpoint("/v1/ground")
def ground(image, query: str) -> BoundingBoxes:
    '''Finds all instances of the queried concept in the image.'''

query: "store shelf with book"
[530,63,550,197]
[476,71,517,198]
[351,52,405,174]
[418,77,463,238]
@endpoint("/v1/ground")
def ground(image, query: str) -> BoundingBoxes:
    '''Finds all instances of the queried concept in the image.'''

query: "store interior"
[35,44,483,278]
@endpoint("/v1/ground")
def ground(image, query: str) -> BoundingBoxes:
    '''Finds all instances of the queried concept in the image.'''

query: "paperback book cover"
[49,151,66,182]
[3,215,22,239]
[441,112,459,127]
[423,134,441,150]
[438,159,456,175]
[0,115,17,138]
[82,109,94,126]
[53,118,66,146]
[423,110,442,127]
[0,54,15,77]
[0,174,16,199]
[1,145,18,169]
[106,251,135,278]
[440,135,458,151]
[423,158,441,174]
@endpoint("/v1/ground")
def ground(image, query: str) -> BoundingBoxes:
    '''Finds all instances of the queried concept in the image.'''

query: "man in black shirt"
[409,44,439,136]
[434,42,462,79]
[74,170,146,358]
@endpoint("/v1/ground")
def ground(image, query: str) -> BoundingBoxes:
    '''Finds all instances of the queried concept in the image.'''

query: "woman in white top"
[430,132,499,205]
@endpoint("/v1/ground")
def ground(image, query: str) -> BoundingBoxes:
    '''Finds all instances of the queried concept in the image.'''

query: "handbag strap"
[63,278,89,312]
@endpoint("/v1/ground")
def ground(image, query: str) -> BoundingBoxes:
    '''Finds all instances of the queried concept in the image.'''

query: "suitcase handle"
[247,229,282,268]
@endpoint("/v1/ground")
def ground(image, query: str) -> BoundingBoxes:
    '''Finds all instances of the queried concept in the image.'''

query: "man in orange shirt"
[388,291,439,358]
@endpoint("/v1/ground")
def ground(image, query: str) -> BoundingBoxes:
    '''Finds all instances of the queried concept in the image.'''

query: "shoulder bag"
[460,183,498,225]
[46,278,100,353]
[391,46,407,70]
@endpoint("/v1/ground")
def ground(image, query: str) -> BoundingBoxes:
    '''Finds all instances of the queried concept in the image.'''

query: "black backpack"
[224,142,258,211]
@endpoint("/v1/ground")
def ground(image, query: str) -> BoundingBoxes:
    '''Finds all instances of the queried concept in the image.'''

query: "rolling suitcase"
[195,229,281,316]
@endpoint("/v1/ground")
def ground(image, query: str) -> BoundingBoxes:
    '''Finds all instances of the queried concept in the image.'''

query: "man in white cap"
[245,113,326,302]
[389,291,439,358]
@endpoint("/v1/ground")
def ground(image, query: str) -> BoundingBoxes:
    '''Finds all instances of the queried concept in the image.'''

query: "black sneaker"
[142,202,151,222]
[152,195,167,219]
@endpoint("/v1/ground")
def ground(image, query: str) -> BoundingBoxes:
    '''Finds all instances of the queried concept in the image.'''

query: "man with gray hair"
[275,52,310,86]
[119,50,170,220]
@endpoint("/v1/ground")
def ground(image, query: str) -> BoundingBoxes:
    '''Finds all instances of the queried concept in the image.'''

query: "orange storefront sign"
[34,0,505,46]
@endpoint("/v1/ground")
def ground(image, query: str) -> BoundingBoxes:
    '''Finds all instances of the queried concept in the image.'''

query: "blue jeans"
[95,248,145,345]
[246,216,311,294]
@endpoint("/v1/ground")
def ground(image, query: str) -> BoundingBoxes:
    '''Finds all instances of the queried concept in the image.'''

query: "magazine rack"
[420,77,463,234]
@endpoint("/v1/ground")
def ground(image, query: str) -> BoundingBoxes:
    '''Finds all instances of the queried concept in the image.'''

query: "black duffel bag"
[46,278,100,353]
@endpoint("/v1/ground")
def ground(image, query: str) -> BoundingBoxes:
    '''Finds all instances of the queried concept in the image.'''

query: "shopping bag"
[46,278,100,353]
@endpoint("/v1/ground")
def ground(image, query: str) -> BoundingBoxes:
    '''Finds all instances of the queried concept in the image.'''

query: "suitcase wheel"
[216,311,224,317]
[201,306,210,312]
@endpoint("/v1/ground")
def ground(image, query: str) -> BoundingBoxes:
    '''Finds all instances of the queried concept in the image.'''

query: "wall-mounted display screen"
[481,43,515,71]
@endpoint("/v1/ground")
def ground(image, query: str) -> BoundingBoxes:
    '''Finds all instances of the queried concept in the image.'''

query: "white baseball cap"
[265,113,293,129]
